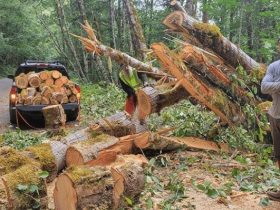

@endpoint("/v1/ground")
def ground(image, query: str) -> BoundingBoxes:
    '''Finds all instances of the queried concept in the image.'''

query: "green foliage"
[16,170,49,209]
[80,82,125,123]
[1,129,45,150]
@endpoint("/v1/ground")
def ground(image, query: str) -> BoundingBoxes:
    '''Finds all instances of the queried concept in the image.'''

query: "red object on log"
[125,96,136,115]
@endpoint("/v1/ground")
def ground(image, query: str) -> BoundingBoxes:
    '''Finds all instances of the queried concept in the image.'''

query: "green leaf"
[259,197,270,207]
[39,171,49,179]
[124,196,133,206]
[146,197,153,209]
[29,184,39,193]
[17,184,28,191]
[207,188,219,199]
[197,184,206,191]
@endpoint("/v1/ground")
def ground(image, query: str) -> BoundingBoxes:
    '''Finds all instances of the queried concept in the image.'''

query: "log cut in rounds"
[66,134,119,166]
[28,73,41,88]
[51,70,62,79]
[39,71,50,81]
[42,104,66,128]
[15,73,28,89]
[54,155,146,210]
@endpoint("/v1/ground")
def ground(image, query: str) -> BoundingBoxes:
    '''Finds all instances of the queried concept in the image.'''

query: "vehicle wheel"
[9,108,17,124]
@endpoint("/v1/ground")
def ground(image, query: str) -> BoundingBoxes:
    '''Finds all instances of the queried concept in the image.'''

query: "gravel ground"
[0,78,12,133]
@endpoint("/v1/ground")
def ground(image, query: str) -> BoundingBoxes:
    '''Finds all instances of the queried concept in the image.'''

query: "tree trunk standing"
[229,10,234,41]
[55,0,87,81]
[244,0,253,51]
[123,0,148,61]
[109,0,117,49]
[202,0,209,23]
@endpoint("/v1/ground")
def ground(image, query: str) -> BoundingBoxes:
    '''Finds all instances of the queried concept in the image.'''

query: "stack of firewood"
[15,70,79,105]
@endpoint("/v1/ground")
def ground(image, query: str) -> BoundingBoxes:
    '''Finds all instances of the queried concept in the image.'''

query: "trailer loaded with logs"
[8,61,81,128]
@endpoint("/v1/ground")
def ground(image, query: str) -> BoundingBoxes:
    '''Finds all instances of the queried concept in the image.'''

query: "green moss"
[67,166,94,183]
[193,22,222,37]
[83,134,113,146]
[0,147,31,176]
[26,144,55,169]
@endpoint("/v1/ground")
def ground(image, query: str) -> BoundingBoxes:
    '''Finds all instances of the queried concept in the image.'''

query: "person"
[119,64,147,116]
[261,37,280,201]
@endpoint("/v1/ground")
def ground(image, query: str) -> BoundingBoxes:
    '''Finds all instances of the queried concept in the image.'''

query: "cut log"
[61,95,69,104]
[163,10,261,72]
[28,73,41,88]
[51,70,62,79]
[52,92,64,103]
[42,104,66,128]
[39,71,50,81]
[0,163,45,210]
[151,42,244,125]
[24,141,68,182]
[72,21,160,74]
[137,84,189,120]
[45,78,54,86]
[133,132,229,152]
[68,94,77,103]
[15,73,28,89]
[50,98,59,105]
[66,134,119,166]
[64,82,78,95]
[60,76,69,84]
[90,112,136,137]
[41,96,50,105]
[54,154,146,210]
[27,87,37,97]
[32,94,42,105]
[24,96,33,105]
[54,78,64,87]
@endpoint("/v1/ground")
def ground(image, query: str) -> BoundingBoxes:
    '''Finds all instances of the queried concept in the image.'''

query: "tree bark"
[165,6,261,72]
[123,0,148,60]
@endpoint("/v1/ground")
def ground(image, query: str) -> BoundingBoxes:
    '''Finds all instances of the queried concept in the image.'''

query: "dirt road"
[0,78,12,133]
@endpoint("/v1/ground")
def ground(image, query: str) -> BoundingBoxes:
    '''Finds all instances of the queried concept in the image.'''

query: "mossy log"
[137,84,189,120]
[179,44,254,104]
[163,10,261,72]
[151,42,244,125]
[42,104,66,128]
[134,132,229,152]
[0,164,46,210]
[24,141,68,182]
[66,134,119,166]
[54,154,146,210]
[90,112,137,137]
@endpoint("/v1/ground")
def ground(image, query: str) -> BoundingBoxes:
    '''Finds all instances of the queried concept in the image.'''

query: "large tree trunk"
[151,42,245,125]
[137,84,189,120]
[54,155,146,210]
[164,6,261,72]
[124,0,148,60]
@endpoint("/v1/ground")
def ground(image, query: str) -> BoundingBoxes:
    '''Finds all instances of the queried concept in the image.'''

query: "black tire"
[9,107,17,125]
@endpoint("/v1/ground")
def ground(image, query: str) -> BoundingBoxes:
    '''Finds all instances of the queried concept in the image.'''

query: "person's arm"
[261,64,280,95]
[119,76,135,97]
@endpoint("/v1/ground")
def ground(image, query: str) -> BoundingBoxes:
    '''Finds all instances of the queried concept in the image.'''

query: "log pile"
[15,71,79,105]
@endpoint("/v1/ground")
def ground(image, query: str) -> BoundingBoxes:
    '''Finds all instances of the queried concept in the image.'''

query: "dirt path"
[0,78,12,133]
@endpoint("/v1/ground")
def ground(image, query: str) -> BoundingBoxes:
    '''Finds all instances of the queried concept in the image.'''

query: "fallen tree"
[164,6,262,73]
[151,42,244,125]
